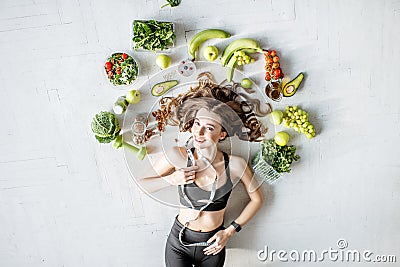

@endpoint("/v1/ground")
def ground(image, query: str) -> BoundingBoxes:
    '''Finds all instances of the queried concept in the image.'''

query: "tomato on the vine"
[263,49,284,84]
[272,62,280,69]
[105,62,112,70]
[274,68,281,77]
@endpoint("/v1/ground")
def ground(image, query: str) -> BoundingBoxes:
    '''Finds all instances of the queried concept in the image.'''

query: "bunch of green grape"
[232,51,255,66]
[282,106,316,139]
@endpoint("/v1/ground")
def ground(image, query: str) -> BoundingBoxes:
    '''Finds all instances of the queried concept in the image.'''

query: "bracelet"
[230,221,242,232]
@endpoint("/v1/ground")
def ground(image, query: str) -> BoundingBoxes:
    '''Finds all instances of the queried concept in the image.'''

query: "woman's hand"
[203,228,235,255]
[164,166,198,186]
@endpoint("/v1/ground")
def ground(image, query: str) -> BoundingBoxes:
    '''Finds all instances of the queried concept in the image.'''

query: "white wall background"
[1,0,399,266]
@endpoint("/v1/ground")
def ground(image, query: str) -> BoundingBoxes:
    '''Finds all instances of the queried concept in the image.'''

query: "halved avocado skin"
[151,80,179,96]
[282,73,304,97]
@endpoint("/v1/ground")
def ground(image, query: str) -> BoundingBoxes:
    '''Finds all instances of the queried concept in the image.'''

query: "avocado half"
[282,72,304,97]
[151,80,179,96]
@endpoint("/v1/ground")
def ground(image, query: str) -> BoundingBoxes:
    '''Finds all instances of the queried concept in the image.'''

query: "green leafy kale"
[91,111,121,143]
[252,139,300,174]
[133,20,175,51]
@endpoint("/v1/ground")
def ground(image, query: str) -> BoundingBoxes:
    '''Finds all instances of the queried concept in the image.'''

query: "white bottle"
[113,96,128,115]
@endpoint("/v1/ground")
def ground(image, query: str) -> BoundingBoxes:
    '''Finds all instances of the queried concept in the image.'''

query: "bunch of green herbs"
[132,20,175,51]
[161,0,181,8]
[252,139,300,174]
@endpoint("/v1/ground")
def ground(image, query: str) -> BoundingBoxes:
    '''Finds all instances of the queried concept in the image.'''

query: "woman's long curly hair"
[157,76,267,142]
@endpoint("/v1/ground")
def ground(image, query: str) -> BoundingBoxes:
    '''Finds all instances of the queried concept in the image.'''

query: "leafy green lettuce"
[133,20,175,51]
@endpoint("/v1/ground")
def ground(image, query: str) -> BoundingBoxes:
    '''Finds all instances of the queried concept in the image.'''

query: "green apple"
[126,90,141,104]
[269,110,283,125]
[240,78,253,89]
[156,54,172,69]
[274,131,290,146]
[203,46,219,61]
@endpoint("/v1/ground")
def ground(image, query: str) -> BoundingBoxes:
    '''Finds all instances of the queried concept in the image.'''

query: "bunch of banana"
[187,29,231,60]
[222,38,262,81]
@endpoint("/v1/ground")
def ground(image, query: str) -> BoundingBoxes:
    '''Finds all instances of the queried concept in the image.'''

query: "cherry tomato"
[273,56,280,62]
[267,58,274,64]
[116,67,122,74]
[270,50,277,57]
[105,62,112,70]
[274,68,282,77]
[121,53,128,59]
[272,62,280,69]
[265,73,271,81]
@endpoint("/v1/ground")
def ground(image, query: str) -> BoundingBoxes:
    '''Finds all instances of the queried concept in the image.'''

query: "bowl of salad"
[104,52,139,87]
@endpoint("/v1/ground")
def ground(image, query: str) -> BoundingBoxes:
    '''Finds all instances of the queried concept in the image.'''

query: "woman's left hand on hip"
[203,229,231,255]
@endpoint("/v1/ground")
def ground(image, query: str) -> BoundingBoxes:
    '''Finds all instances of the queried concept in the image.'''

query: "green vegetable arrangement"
[91,111,147,160]
[160,0,181,8]
[132,20,175,51]
[252,139,300,174]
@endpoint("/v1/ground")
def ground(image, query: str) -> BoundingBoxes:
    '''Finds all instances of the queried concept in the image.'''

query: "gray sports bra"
[178,149,233,211]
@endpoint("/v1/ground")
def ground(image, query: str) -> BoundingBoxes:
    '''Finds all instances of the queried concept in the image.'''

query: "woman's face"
[191,108,226,148]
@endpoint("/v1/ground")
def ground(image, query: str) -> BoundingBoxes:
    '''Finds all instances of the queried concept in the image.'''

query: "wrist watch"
[230,221,242,232]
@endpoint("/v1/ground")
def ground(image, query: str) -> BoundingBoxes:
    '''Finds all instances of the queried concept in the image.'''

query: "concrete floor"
[1,0,400,266]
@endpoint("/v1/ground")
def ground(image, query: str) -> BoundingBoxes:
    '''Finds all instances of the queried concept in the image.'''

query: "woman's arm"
[204,156,263,255]
[137,147,197,194]
[226,156,264,232]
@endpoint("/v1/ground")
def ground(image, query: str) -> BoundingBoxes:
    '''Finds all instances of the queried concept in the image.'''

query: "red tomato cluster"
[264,50,284,81]
[104,53,129,78]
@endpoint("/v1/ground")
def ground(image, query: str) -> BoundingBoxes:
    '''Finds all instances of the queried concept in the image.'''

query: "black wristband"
[230,221,242,232]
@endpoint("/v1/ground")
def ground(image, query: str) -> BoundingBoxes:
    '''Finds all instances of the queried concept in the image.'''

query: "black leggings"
[165,217,226,267]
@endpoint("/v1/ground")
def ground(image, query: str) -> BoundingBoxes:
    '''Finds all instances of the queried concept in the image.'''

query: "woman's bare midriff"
[177,208,226,232]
